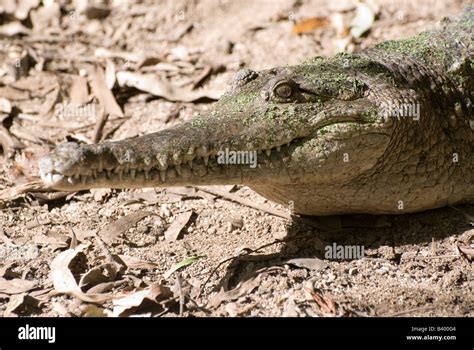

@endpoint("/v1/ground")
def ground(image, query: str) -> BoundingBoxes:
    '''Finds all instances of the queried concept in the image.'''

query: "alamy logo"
[18,324,56,343]
[325,243,365,260]
[55,102,96,118]
[217,148,257,168]
[380,102,420,121]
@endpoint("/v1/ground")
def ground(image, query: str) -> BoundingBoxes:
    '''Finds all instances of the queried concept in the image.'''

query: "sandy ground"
[0,0,472,317]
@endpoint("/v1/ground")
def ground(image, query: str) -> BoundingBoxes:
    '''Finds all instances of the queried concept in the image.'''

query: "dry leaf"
[79,262,122,291]
[284,258,328,271]
[458,245,474,258]
[13,0,40,20]
[94,48,144,63]
[90,188,112,202]
[69,75,89,105]
[99,211,155,244]
[307,288,338,314]
[350,3,375,38]
[164,211,194,241]
[0,22,31,36]
[0,181,49,202]
[118,255,159,270]
[208,276,261,308]
[112,283,173,317]
[4,293,40,316]
[116,71,223,102]
[0,97,12,113]
[50,244,112,303]
[30,1,60,31]
[88,65,124,117]
[32,234,68,248]
[105,59,116,90]
[0,262,20,279]
[0,277,36,295]
[293,17,330,34]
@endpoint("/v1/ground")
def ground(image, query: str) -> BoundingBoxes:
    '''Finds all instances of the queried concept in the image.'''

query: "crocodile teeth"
[97,159,103,172]
[157,155,168,170]
[159,170,166,182]
[81,175,87,185]
[106,170,112,179]
[276,146,281,152]
[175,164,181,176]
[188,160,193,169]
[74,173,80,180]
[144,170,150,180]
[265,149,271,157]
[203,156,209,166]
[92,169,97,178]
[118,170,123,181]
[130,169,136,179]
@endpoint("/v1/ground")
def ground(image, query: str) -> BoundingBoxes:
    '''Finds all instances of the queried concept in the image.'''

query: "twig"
[196,186,292,220]
[195,186,337,231]
[92,104,108,143]
[387,305,439,317]
[197,229,346,299]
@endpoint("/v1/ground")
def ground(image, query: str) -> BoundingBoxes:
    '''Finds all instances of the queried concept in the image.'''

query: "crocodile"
[39,7,474,216]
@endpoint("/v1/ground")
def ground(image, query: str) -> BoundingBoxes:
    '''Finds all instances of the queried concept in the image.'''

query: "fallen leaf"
[307,288,338,315]
[0,262,20,279]
[0,181,49,202]
[79,262,122,291]
[208,276,261,308]
[283,258,328,271]
[0,22,31,36]
[105,59,116,90]
[80,304,108,317]
[98,211,155,244]
[94,48,144,63]
[292,17,330,34]
[90,188,112,202]
[0,277,36,295]
[118,255,159,270]
[32,234,68,248]
[458,245,474,258]
[0,98,12,114]
[88,65,124,117]
[69,75,90,105]
[0,124,24,157]
[164,211,194,241]
[112,283,173,317]
[4,293,40,316]
[50,244,112,303]
[13,0,40,20]
[30,1,60,31]
[116,71,223,102]
[164,255,204,279]
[350,2,375,38]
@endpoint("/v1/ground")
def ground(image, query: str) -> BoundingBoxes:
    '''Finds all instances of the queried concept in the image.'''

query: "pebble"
[349,267,358,276]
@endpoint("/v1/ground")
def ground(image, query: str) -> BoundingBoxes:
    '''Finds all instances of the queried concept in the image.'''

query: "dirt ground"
[0,0,473,317]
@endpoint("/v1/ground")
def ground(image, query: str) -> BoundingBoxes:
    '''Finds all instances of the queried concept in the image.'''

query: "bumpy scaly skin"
[39,7,474,215]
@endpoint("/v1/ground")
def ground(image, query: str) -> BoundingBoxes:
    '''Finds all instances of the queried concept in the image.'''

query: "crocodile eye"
[273,82,293,99]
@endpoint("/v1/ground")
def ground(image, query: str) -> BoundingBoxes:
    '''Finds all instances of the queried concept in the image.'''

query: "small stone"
[207,227,217,235]
[224,302,239,317]
[228,215,244,229]
[378,245,396,260]
[376,267,389,275]
[348,267,358,276]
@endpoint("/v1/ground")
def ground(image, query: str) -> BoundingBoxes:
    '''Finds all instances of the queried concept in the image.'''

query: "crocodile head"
[39,55,396,213]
